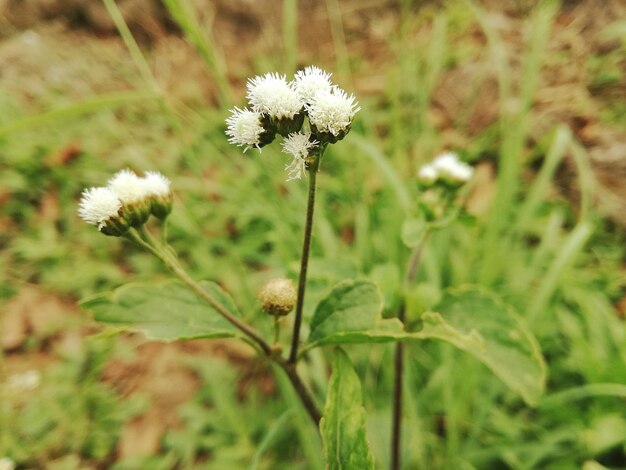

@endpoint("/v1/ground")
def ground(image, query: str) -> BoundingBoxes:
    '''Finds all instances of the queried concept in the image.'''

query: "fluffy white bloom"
[225,107,265,151]
[142,171,171,197]
[306,86,360,136]
[292,66,333,103]
[247,72,303,119]
[432,152,473,182]
[417,164,438,182]
[282,132,318,181]
[417,152,473,183]
[0,458,15,470]
[8,370,41,391]
[78,187,121,226]
[107,169,148,204]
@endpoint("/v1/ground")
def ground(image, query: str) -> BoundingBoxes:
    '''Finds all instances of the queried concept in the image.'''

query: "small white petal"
[107,169,148,204]
[292,66,333,103]
[225,107,265,151]
[78,186,121,225]
[247,72,303,119]
[306,86,360,136]
[142,171,171,197]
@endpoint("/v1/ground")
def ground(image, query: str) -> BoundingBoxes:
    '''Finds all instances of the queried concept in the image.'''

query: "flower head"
[142,171,171,198]
[142,171,173,218]
[247,72,303,120]
[432,152,473,182]
[78,187,122,226]
[292,66,333,103]
[258,278,297,316]
[417,152,473,185]
[225,107,269,151]
[307,86,360,140]
[281,132,318,181]
[107,169,148,205]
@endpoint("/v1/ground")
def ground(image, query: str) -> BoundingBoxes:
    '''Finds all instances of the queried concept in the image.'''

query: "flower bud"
[107,169,151,227]
[142,171,173,219]
[78,186,129,237]
[258,278,297,316]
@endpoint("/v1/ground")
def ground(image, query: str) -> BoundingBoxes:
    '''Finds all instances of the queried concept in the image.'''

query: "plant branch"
[289,156,320,364]
[127,227,322,423]
[391,231,430,470]
[278,361,322,424]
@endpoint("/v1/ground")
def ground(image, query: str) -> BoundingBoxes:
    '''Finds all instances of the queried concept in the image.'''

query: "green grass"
[1,0,625,468]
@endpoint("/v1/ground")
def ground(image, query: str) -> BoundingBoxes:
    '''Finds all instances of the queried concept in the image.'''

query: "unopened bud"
[259,278,297,316]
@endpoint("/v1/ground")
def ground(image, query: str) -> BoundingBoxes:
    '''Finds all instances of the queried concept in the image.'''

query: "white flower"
[247,72,303,119]
[142,171,171,198]
[417,164,438,182]
[8,370,41,391]
[225,107,265,151]
[417,152,474,183]
[306,86,360,136]
[281,132,318,181]
[78,186,121,226]
[107,169,148,204]
[432,152,473,182]
[0,458,15,470]
[292,66,333,103]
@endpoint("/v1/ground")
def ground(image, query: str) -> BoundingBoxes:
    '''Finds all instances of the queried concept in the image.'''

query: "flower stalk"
[125,226,322,424]
[391,230,430,470]
[288,153,321,364]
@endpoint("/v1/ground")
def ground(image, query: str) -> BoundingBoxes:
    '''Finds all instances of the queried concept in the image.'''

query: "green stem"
[126,227,322,424]
[288,157,320,364]
[391,231,430,470]
[127,228,272,355]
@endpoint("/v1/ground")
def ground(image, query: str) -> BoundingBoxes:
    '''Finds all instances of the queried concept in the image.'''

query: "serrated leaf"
[320,348,375,470]
[305,280,405,351]
[80,280,242,341]
[411,286,546,405]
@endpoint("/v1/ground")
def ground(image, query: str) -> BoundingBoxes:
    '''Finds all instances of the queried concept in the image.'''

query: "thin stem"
[129,228,272,355]
[289,158,320,364]
[278,361,322,424]
[391,232,430,470]
[391,300,406,470]
[274,316,281,345]
[127,226,323,425]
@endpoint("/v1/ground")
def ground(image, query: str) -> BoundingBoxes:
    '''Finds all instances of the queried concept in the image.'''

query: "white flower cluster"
[226,66,359,180]
[417,152,474,185]
[78,169,172,236]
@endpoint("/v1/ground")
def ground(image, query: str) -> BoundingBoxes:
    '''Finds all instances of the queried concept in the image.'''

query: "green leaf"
[320,348,375,470]
[412,286,546,405]
[80,280,242,341]
[305,280,405,351]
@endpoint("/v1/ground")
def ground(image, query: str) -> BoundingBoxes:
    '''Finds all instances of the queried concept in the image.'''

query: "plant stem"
[391,232,429,470]
[289,158,320,364]
[278,361,322,424]
[128,228,272,355]
[391,300,406,470]
[127,228,323,424]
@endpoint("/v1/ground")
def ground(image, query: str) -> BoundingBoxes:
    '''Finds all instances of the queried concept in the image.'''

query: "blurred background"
[1,0,625,469]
